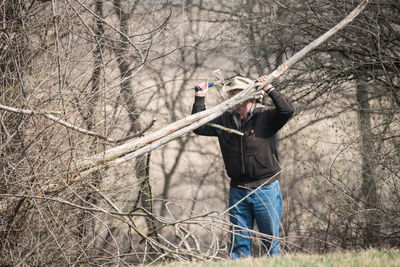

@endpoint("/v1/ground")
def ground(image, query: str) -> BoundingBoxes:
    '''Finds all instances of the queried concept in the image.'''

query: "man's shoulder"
[253,103,271,113]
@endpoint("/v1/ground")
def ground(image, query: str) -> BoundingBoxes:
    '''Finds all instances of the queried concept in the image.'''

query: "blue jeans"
[228,180,282,259]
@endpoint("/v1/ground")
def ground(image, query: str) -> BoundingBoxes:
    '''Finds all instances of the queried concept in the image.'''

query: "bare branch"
[207,123,244,136]
[0,104,156,143]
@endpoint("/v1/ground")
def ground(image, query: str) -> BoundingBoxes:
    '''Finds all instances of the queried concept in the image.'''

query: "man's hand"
[195,81,209,97]
[254,75,274,93]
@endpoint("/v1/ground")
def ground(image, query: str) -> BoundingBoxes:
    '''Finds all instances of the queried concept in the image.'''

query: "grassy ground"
[157,249,400,267]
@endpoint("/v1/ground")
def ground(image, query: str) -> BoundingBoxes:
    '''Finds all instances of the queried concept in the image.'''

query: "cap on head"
[222,76,254,93]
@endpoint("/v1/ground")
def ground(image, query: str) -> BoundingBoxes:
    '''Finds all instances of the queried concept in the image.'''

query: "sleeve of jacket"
[262,90,295,133]
[191,96,222,136]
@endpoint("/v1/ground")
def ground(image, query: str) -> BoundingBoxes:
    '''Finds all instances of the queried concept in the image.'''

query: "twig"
[116,118,157,142]
[207,123,243,136]
[0,104,61,115]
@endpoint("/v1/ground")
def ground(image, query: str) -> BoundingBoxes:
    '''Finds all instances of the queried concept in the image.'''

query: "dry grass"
[157,249,400,267]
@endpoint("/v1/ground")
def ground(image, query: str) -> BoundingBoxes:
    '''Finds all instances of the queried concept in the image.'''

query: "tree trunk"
[76,0,105,244]
[356,80,379,246]
[113,0,155,235]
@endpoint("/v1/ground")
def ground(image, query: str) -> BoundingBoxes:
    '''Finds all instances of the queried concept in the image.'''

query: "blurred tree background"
[0,0,398,265]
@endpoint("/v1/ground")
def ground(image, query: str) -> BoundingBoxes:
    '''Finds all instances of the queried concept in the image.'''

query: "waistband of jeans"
[230,175,278,189]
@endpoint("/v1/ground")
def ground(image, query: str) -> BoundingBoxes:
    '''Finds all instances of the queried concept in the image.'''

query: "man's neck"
[238,102,254,119]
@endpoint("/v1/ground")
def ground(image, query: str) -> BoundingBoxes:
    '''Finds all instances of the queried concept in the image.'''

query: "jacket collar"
[232,103,256,130]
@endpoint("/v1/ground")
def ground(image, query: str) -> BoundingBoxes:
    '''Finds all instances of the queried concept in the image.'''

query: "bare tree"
[260,0,399,250]
[0,0,37,260]
[3,0,398,265]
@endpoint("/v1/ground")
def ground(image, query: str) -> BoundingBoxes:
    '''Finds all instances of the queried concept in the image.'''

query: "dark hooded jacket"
[191,90,294,188]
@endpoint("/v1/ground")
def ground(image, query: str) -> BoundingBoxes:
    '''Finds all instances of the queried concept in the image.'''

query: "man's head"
[223,76,255,117]
[223,76,254,98]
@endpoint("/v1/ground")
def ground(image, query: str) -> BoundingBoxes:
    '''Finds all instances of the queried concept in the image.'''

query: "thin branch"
[116,118,157,143]
[207,123,244,136]
[0,104,156,143]
[0,104,61,115]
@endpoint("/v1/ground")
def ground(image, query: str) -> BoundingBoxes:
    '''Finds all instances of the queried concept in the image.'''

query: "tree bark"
[356,80,379,246]
[113,0,155,236]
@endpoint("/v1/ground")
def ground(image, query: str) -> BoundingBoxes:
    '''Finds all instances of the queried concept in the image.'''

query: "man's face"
[227,89,253,115]
[227,89,243,99]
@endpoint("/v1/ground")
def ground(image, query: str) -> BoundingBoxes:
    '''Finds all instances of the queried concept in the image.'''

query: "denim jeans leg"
[229,187,254,259]
[252,180,282,256]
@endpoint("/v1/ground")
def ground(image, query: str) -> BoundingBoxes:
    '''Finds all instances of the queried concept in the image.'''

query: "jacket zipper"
[240,135,245,175]
[238,114,251,176]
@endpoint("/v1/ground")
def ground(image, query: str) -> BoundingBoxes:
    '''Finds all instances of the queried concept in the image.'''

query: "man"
[191,75,294,259]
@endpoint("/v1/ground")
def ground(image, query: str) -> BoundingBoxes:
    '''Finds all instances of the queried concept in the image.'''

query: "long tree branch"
[72,0,370,176]
[0,104,156,143]
[71,0,369,177]
[0,0,369,180]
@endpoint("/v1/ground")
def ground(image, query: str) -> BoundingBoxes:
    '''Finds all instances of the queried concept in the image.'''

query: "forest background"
[0,0,399,265]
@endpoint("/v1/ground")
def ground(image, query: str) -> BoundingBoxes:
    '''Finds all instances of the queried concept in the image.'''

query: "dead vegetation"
[0,0,399,265]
